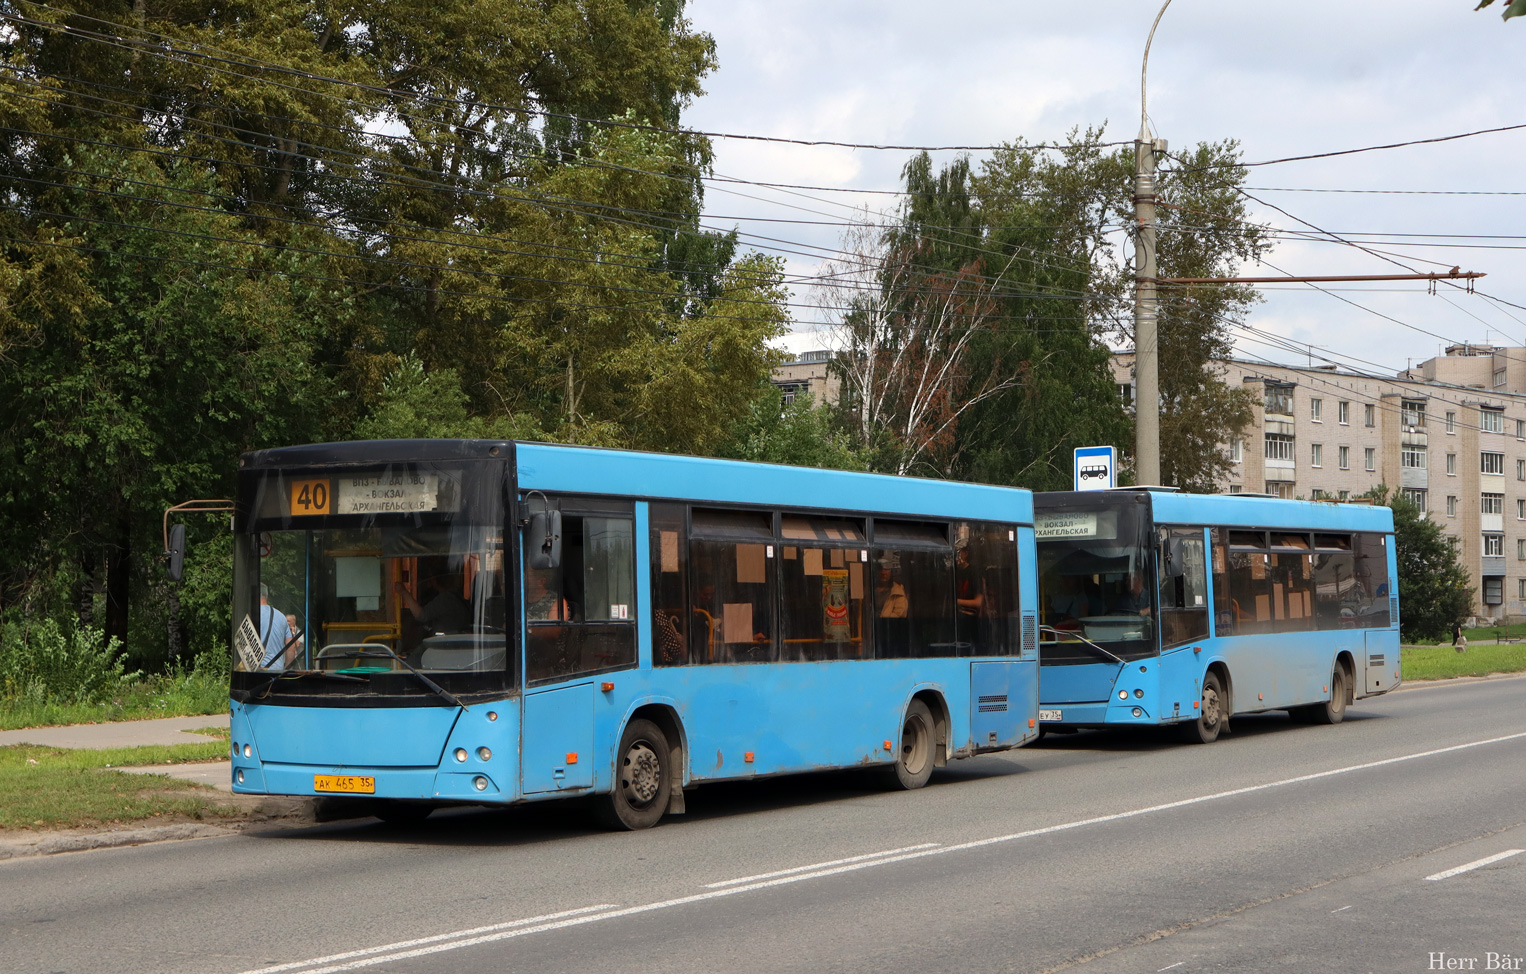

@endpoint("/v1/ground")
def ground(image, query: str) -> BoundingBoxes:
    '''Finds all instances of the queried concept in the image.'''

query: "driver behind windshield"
[395,572,472,634]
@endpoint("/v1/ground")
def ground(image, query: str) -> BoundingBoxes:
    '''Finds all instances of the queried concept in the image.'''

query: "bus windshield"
[231,457,512,697]
[1036,497,1157,663]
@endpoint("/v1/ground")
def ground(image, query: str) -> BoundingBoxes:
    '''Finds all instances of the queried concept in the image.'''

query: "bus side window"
[689,508,776,664]
[1158,527,1209,648]
[1211,528,1234,636]
[525,509,637,685]
[954,521,1020,657]
[650,503,690,665]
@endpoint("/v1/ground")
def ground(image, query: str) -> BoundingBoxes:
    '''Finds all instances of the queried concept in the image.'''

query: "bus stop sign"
[1073,446,1116,491]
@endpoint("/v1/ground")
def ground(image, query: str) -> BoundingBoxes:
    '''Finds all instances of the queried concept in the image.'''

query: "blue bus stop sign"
[1073,446,1116,491]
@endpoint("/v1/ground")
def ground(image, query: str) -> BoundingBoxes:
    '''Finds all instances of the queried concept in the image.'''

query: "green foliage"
[353,354,546,441]
[1475,0,1526,21]
[718,388,869,471]
[1379,489,1474,643]
[0,613,133,704]
[1400,643,1526,681]
[0,742,233,830]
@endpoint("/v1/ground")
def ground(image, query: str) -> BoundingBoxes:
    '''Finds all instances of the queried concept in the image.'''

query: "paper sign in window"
[723,603,755,643]
[1255,594,1271,620]
[1250,554,1266,580]
[802,548,823,576]
[1272,583,1285,620]
[783,546,797,560]
[660,531,679,573]
[830,548,845,568]
[849,562,864,600]
[736,544,766,584]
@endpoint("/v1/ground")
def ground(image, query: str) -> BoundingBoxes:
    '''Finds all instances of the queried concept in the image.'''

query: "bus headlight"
[477,747,491,762]
[1119,690,1128,700]
[1134,689,1144,699]
[454,748,468,763]
[1132,707,1143,718]
[243,744,252,758]
[473,776,489,791]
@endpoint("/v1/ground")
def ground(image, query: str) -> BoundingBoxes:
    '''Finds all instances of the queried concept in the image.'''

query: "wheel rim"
[1201,685,1221,728]
[619,740,662,808]
[901,714,931,775]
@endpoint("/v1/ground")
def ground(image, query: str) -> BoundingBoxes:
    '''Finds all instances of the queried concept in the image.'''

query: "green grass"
[1400,642,1526,681]
[0,671,228,731]
[0,740,233,831]
[1461,621,1526,643]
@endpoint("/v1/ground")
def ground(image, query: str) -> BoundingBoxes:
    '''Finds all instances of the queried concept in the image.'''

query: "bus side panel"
[1039,662,1121,706]
[1362,629,1401,696]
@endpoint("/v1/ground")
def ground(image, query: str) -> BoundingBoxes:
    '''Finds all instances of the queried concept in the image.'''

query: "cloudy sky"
[681,1,1525,378]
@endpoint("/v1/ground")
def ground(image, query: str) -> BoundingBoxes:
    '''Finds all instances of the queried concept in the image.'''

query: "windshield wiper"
[328,648,467,711]
[248,668,369,700]
[1039,625,1127,665]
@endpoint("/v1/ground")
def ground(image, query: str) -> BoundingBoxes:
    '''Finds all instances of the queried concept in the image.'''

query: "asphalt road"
[4,676,1524,974]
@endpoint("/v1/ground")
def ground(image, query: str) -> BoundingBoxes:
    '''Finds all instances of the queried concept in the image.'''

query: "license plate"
[1039,709,1063,722]
[314,774,375,794]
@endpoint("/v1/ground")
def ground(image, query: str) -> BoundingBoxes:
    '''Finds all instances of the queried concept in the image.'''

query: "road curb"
[0,798,317,861]
[1394,670,1526,691]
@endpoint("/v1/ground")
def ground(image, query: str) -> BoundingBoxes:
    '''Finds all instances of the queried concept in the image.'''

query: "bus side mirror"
[1164,537,1186,579]
[166,523,187,582]
[527,510,562,570]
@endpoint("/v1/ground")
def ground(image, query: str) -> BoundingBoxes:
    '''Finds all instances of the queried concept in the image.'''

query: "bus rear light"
[566,752,578,764]
[454,748,468,763]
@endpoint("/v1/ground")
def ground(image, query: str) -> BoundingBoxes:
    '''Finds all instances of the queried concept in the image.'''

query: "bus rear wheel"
[886,699,936,790]
[1310,664,1348,725]
[598,719,671,831]
[1180,672,1225,744]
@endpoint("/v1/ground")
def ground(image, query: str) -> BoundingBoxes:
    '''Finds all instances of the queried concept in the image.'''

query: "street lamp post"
[1134,0,1172,487]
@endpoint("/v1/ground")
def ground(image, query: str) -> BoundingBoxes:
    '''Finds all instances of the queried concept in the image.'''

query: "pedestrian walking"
[1452,621,1467,654]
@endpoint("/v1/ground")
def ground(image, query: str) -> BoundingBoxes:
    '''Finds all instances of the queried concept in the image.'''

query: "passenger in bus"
[395,573,472,633]
[258,584,293,668]
[524,568,570,621]
[1110,572,1153,617]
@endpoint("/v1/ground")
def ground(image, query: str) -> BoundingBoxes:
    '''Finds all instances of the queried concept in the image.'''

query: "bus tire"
[599,719,671,831]
[1310,664,1348,725]
[886,699,936,790]
[1180,672,1225,744]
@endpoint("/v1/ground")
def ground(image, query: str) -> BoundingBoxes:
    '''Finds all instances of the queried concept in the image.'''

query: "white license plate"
[1039,709,1063,722]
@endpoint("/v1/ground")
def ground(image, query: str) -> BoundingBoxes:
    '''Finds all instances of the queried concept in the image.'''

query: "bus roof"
[1037,489,1394,533]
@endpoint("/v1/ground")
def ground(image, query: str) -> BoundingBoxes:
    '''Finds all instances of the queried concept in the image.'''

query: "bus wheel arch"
[1181,664,1229,744]
[599,712,679,830]
[886,695,940,790]
[912,689,950,768]
[628,703,687,816]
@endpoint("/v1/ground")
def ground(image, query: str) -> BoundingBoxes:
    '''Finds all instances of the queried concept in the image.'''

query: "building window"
[1311,398,1323,422]
[1518,578,1525,598]
[1265,433,1295,462]
[1496,368,1508,388]
[1402,488,1427,509]
[1338,401,1350,425]
[1264,384,1294,416]
[1401,446,1426,469]
[1481,408,1504,433]
[1311,443,1323,467]
[1518,498,1525,520]
[1339,446,1350,470]
[1485,577,1504,605]
[1401,399,1427,428]
[1483,452,1506,476]
[1447,495,1458,517]
[1517,418,1524,440]
[1364,404,1376,428]
[1228,484,1243,494]
[1310,488,1327,500]
[1482,493,1504,515]
[1118,382,1134,408]
[1339,490,1351,501]
[1518,458,1524,481]
[1447,453,1457,475]
[1446,411,1457,434]
[1265,481,1295,499]
[1365,448,1376,472]
[1485,534,1504,557]
[1229,438,1243,462]
[1518,539,1525,561]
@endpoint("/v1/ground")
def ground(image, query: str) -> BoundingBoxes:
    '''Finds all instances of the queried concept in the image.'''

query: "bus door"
[518,499,638,794]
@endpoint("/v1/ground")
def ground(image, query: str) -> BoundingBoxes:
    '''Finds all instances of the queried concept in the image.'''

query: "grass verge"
[0,740,232,831]
[1400,642,1526,681]
[0,672,228,731]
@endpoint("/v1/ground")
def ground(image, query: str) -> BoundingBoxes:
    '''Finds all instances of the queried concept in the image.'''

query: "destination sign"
[338,472,441,515]
[1035,513,1098,539]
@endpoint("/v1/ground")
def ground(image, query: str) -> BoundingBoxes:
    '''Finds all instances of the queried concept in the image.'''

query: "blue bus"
[1034,489,1400,743]
[221,440,1040,828]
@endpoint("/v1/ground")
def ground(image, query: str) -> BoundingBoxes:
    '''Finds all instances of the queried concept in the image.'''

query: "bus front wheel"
[886,699,936,790]
[599,719,671,831]
[1180,672,1225,744]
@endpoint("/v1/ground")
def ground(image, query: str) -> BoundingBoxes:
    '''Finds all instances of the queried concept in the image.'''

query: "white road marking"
[249,729,1526,974]
[1330,905,1353,913]
[704,843,941,888]
[237,905,616,974]
[1157,963,1185,971]
[1424,849,1525,881]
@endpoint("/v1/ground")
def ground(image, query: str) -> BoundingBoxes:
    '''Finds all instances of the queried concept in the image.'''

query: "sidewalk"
[0,714,233,792]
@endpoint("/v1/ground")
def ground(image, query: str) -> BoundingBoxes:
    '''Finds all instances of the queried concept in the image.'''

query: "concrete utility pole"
[1134,0,1172,487]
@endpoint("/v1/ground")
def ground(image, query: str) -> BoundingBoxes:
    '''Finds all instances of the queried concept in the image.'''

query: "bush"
[0,614,138,704]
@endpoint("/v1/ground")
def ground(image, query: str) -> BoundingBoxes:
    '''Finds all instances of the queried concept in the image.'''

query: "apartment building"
[1114,344,1526,623]
[772,349,841,406]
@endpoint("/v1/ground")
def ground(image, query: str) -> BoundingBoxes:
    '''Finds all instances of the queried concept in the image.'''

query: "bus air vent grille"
[977,695,1009,713]
[1368,654,1386,667]
[1390,596,1399,624]
[1022,615,1037,654]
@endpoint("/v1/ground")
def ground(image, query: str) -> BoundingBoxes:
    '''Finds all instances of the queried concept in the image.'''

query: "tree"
[1379,491,1473,643]
[1475,0,1526,21]
[717,387,868,471]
